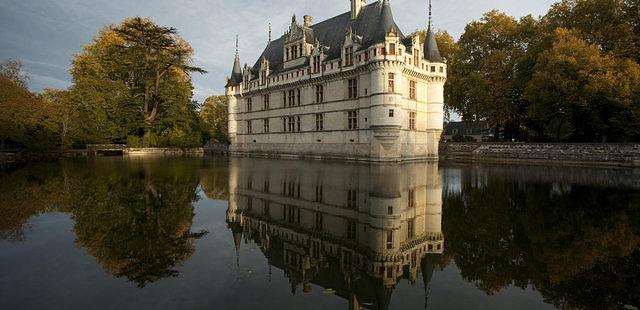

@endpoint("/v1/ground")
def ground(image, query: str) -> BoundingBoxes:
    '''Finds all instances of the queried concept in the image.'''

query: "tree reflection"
[0,162,68,241]
[443,170,640,309]
[69,158,207,287]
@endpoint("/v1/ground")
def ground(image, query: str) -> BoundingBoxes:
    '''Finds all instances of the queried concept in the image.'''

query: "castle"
[225,0,446,162]
[225,158,444,309]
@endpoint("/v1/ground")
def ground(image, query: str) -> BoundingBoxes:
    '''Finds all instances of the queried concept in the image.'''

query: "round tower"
[369,0,404,161]
[226,36,242,145]
[424,0,446,158]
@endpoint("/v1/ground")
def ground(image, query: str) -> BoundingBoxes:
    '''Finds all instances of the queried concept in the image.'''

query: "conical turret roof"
[374,0,402,43]
[227,36,243,86]
[424,1,443,63]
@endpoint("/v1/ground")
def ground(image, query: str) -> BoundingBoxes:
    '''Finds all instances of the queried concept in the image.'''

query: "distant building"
[225,0,447,162]
[226,158,444,309]
[442,121,490,142]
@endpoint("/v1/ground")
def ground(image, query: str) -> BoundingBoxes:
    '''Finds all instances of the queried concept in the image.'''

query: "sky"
[0,0,557,102]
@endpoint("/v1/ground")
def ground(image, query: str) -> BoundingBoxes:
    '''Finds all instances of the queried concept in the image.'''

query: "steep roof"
[251,0,404,76]
[423,26,443,62]
[227,38,243,86]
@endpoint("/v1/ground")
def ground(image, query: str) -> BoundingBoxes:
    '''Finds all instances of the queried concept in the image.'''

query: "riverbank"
[0,147,207,164]
[439,143,640,167]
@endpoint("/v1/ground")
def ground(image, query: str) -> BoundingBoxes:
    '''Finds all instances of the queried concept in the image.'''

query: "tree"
[0,77,58,150]
[446,11,539,141]
[200,95,229,144]
[69,17,206,146]
[0,60,29,89]
[525,28,640,142]
[542,0,640,62]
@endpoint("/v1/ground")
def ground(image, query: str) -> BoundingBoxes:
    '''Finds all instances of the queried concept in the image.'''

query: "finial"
[235,35,239,55]
[428,0,433,30]
[268,22,272,43]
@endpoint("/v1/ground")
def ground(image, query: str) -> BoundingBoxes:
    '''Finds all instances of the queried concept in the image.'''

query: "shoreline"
[439,142,640,168]
[2,144,640,168]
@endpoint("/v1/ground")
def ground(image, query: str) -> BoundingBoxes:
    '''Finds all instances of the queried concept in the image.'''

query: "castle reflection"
[226,158,443,310]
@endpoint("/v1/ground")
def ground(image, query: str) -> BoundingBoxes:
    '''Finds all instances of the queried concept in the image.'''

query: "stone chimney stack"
[351,0,365,19]
[303,15,313,27]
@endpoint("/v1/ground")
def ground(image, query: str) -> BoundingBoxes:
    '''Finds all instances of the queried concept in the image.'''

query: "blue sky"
[0,0,557,102]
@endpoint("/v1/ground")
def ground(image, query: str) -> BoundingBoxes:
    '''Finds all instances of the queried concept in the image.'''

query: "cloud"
[0,0,557,100]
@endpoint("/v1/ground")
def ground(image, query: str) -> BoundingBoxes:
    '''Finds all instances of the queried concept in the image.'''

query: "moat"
[1,157,639,309]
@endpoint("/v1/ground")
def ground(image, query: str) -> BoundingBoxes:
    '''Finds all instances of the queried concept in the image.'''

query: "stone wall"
[440,143,640,167]
[124,148,204,156]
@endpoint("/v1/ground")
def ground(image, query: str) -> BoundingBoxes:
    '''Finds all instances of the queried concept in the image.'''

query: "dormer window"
[313,55,321,73]
[345,46,354,66]
[389,43,396,55]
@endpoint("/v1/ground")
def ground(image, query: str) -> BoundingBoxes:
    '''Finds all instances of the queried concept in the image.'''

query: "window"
[288,90,295,107]
[315,114,324,131]
[414,49,419,66]
[315,184,323,202]
[247,98,252,112]
[347,189,358,209]
[345,46,354,66]
[263,118,269,133]
[409,111,417,131]
[263,94,270,110]
[389,109,394,117]
[296,89,301,106]
[287,116,295,132]
[315,212,323,231]
[296,116,301,132]
[431,66,436,72]
[286,47,290,61]
[348,79,358,99]
[313,55,320,73]
[440,66,444,73]
[409,80,417,100]
[388,73,395,93]
[387,206,393,215]
[387,266,393,278]
[389,43,396,55]
[348,110,358,130]
[347,220,356,240]
[282,91,286,106]
[246,120,252,134]
[386,230,393,249]
[315,84,324,103]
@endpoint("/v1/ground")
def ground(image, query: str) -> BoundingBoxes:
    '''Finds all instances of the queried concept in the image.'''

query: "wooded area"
[1,0,638,152]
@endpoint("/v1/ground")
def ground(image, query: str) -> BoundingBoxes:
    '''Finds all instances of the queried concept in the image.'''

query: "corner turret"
[227,36,243,87]
[423,0,443,63]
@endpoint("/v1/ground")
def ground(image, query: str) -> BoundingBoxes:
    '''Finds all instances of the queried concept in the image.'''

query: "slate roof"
[227,52,243,86]
[250,0,405,76]
[424,26,443,62]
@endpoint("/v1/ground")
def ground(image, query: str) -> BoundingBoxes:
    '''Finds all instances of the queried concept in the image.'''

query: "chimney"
[351,0,365,19]
[303,15,313,27]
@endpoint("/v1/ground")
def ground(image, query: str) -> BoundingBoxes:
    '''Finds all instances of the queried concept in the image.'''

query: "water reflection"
[0,158,639,309]
[226,158,444,309]
[0,158,208,287]
[441,163,640,309]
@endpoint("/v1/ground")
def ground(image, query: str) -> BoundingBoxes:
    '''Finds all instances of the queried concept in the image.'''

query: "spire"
[268,23,272,43]
[228,35,243,86]
[424,0,443,62]
[374,0,401,42]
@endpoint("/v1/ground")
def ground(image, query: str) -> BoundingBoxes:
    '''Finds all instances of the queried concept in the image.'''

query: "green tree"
[446,11,539,141]
[200,95,229,144]
[525,28,640,142]
[542,0,640,62]
[69,17,206,146]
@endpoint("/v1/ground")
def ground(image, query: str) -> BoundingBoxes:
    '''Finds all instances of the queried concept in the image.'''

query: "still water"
[0,157,639,310]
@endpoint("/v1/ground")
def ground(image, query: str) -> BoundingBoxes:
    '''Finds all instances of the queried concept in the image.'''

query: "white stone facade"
[225,1,446,162]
